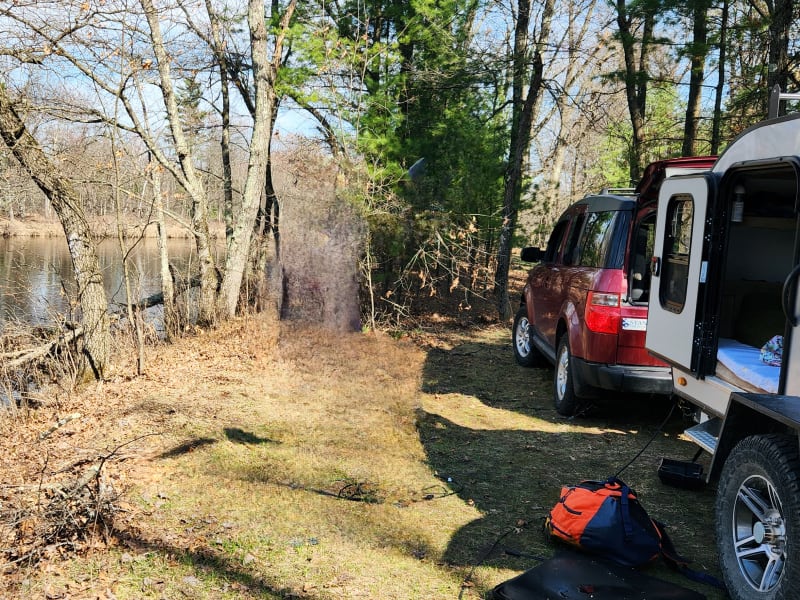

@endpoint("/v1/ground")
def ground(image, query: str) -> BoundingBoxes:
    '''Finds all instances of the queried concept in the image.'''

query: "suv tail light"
[585,291,621,334]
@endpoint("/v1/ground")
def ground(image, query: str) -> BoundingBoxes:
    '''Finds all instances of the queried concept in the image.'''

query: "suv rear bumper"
[571,357,673,397]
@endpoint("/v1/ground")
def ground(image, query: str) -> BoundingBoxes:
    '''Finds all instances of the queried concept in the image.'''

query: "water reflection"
[0,236,222,332]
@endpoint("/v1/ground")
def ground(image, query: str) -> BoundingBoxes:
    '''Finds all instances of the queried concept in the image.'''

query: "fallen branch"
[39,413,83,440]
[0,326,83,370]
[112,272,201,313]
[2,433,160,569]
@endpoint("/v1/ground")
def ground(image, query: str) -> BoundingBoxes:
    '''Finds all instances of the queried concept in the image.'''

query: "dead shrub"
[2,461,120,571]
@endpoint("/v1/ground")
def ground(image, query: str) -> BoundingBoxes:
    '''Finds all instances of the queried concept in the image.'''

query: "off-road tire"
[512,306,544,367]
[553,334,580,416]
[716,434,800,599]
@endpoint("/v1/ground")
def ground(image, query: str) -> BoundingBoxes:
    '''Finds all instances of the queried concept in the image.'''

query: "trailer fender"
[709,392,800,481]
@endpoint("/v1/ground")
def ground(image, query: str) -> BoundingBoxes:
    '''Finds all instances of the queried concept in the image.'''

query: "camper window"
[660,196,694,313]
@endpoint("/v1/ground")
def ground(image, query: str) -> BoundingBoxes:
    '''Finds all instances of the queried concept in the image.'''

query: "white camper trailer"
[646,100,800,598]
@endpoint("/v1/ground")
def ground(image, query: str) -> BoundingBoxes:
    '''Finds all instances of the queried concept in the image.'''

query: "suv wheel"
[717,434,800,599]
[513,306,544,367]
[554,334,581,416]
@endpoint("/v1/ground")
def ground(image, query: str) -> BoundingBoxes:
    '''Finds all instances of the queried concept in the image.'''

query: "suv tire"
[554,334,581,416]
[716,434,800,599]
[513,306,544,367]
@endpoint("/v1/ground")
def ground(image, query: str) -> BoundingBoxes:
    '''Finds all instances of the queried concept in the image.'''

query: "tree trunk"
[141,0,218,324]
[616,0,652,183]
[711,0,728,154]
[495,0,553,321]
[494,0,530,321]
[0,85,110,379]
[205,0,235,242]
[111,127,145,375]
[767,0,793,113]
[682,0,709,156]
[217,0,296,319]
[495,53,545,321]
[151,158,178,340]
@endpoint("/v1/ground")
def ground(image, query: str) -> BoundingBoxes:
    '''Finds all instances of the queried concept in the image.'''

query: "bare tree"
[0,85,110,379]
[0,0,297,324]
[215,0,296,319]
[139,0,219,323]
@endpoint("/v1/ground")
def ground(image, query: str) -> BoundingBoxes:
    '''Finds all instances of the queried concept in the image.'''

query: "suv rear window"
[578,210,627,269]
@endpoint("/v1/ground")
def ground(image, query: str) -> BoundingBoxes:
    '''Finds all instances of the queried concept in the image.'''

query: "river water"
[0,236,214,332]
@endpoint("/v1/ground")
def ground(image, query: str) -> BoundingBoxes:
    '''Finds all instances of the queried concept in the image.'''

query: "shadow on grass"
[224,427,279,445]
[417,408,722,597]
[417,332,724,598]
[421,332,682,424]
[115,530,314,600]
[420,336,554,419]
[157,437,217,459]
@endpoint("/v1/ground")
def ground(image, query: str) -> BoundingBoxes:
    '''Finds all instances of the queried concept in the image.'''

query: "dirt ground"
[0,305,724,599]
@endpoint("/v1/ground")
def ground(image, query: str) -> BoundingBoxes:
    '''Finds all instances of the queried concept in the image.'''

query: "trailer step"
[684,417,722,455]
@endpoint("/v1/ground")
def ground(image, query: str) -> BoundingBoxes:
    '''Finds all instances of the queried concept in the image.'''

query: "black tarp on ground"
[490,552,706,600]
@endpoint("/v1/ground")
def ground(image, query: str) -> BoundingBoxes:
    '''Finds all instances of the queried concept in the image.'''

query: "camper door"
[646,175,713,372]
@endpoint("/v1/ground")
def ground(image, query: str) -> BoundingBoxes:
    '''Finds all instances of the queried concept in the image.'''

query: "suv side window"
[579,211,619,268]
[544,220,570,263]
[660,195,694,313]
[563,214,587,266]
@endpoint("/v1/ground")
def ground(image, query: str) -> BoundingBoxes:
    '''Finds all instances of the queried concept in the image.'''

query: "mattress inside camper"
[716,338,779,394]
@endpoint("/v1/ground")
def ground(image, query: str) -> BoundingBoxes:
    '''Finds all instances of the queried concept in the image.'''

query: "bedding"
[717,337,780,393]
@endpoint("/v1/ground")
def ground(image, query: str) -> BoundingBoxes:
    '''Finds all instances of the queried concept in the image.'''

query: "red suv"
[513,157,717,416]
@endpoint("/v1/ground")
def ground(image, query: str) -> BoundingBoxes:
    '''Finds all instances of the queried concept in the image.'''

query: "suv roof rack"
[768,84,800,119]
[599,187,637,196]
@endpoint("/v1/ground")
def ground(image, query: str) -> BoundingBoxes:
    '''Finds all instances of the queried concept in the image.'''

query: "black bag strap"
[652,519,727,592]
[605,477,635,539]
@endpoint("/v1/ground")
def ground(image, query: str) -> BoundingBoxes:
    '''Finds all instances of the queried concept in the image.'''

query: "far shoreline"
[0,216,226,240]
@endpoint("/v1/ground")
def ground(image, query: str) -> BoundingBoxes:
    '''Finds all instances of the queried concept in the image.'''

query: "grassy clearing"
[0,315,723,599]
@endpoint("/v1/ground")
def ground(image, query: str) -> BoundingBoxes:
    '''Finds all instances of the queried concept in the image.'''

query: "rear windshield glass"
[578,210,628,269]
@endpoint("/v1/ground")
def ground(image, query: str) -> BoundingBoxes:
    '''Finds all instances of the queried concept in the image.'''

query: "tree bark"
[0,85,110,379]
[766,0,794,112]
[495,52,545,320]
[150,157,178,340]
[203,0,235,242]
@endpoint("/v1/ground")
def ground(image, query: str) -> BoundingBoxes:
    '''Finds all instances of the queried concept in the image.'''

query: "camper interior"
[714,163,798,393]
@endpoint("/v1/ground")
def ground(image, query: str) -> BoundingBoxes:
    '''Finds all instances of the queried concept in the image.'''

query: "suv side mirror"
[520,247,543,263]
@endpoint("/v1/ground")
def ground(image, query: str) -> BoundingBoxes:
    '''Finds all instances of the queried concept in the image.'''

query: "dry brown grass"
[0,312,724,599]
